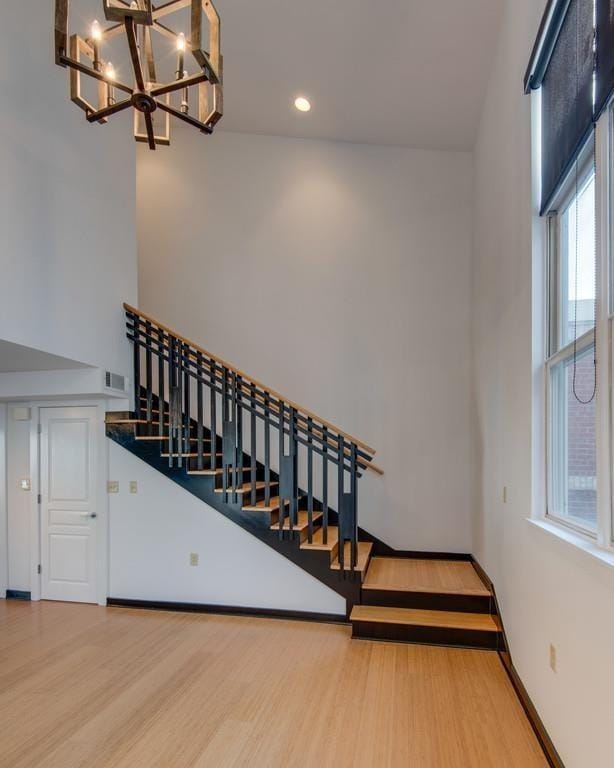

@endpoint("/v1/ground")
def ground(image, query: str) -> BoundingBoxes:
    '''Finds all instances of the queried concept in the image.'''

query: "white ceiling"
[215,0,504,151]
[0,340,92,373]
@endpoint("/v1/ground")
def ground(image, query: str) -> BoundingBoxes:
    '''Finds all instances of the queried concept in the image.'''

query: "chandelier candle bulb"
[91,20,102,72]
[176,33,186,80]
[105,62,116,106]
[181,70,189,114]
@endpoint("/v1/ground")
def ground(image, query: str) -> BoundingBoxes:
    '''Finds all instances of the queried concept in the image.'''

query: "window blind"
[596,0,614,119]
[540,0,594,213]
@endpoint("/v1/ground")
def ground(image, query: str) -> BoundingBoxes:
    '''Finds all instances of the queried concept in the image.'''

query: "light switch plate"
[20,478,31,491]
[12,407,31,422]
[107,481,119,494]
[129,481,138,494]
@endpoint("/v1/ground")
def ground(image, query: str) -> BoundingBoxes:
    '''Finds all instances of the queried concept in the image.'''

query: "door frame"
[0,404,7,599]
[29,399,109,605]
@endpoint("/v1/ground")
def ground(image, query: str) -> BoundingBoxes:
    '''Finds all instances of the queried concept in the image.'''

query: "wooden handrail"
[124,302,380,464]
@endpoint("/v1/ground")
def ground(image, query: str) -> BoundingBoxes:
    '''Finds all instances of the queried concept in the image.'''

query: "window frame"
[544,138,598,537]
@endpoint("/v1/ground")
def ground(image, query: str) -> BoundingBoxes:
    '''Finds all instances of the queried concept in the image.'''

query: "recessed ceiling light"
[294,96,311,112]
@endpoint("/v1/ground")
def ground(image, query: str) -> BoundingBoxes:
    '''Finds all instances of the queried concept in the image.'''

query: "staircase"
[107,304,503,649]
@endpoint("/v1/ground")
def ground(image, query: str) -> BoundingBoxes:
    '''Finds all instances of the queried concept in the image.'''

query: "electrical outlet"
[549,643,557,673]
[129,481,138,494]
[189,552,199,567]
[107,481,119,494]
[503,486,508,504]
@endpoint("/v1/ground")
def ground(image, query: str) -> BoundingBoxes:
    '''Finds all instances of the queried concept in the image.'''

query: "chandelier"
[54,1,223,149]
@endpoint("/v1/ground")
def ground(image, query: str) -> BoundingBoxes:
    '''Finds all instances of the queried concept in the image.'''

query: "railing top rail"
[124,303,381,464]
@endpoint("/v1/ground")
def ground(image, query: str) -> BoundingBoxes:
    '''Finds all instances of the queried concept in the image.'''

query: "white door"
[40,407,98,603]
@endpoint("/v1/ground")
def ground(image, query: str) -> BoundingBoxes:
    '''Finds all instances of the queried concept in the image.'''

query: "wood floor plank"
[0,601,546,768]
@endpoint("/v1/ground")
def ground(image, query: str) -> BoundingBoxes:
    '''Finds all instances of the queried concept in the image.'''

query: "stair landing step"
[270,511,323,532]
[331,542,372,573]
[362,558,490,597]
[350,605,499,632]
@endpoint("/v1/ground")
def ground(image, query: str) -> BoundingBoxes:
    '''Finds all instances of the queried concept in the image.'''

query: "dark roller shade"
[596,0,614,119]
[541,0,594,213]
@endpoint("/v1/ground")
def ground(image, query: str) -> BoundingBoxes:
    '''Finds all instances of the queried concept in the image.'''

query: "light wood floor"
[363,557,491,595]
[0,601,547,768]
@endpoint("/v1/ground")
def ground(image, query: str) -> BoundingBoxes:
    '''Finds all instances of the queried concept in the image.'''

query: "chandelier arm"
[97,23,124,42]
[156,99,212,133]
[143,111,157,149]
[151,71,208,97]
[86,99,133,123]
[153,0,191,21]
[125,17,146,92]
[59,55,134,95]
[143,26,157,83]
[152,21,179,42]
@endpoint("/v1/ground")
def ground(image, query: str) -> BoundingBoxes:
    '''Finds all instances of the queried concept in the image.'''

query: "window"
[527,0,614,550]
[546,147,597,534]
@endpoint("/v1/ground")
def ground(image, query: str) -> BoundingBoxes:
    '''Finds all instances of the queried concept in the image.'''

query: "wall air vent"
[105,371,127,392]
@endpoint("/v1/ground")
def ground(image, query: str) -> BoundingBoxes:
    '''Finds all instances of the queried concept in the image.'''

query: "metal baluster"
[338,433,345,572]
[307,416,314,543]
[222,366,228,500]
[145,320,153,424]
[210,361,217,472]
[250,382,257,506]
[182,343,190,465]
[289,406,297,534]
[236,374,243,502]
[133,315,141,419]
[158,326,165,440]
[350,442,358,571]
[264,392,271,507]
[322,425,328,545]
[196,350,204,471]
[231,371,238,504]
[278,400,285,538]
[168,335,175,468]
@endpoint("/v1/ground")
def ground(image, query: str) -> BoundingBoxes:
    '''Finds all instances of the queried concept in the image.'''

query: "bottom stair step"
[350,605,501,649]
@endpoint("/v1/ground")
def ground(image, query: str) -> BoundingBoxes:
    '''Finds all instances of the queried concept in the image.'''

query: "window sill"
[527,517,614,572]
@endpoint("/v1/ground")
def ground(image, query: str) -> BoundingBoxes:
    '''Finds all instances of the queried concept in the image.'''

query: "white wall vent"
[105,371,128,392]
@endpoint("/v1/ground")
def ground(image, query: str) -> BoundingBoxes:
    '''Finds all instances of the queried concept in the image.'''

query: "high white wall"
[137,129,475,553]
[473,1,614,766]
[0,0,137,377]
[108,442,345,614]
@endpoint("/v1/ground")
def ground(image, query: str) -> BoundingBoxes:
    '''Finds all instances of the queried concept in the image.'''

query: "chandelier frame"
[54,0,223,149]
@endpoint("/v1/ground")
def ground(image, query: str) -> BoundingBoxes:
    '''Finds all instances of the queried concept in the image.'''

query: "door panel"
[40,407,97,603]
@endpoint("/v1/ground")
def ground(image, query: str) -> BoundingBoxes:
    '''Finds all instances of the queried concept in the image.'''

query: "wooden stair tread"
[350,605,500,632]
[188,467,253,476]
[162,452,215,458]
[362,557,491,596]
[300,526,338,551]
[331,542,372,572]
[243,496,287,512]
[215,481,277,494]
[270,511,323,532]
[136,436,200,442]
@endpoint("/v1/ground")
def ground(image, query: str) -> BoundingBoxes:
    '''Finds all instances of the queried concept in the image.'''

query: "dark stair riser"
[361,589,493,614]
[351,620,503,650]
